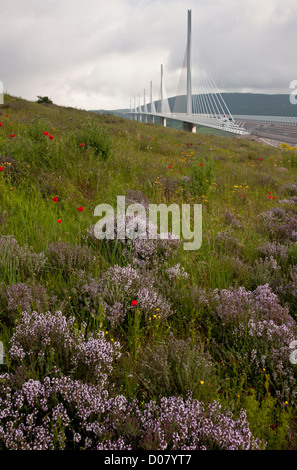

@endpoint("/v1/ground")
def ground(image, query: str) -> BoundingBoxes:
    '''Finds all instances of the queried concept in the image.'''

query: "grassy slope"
[1,95,297,449]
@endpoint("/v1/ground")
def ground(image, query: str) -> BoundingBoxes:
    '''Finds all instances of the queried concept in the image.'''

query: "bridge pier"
[183,121,196,133]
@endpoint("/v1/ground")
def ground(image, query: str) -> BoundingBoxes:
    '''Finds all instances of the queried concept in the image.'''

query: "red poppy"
[240,194,243,197]
[0,123,2,127]
[52,196,58,203]
[5,114,8,117]
[48,135,53,140]
[0,166,4,172]
[43,131,49,136]
[260,158,262,161]
[148,137,151,140]
[168,166,172,169]
[10,134,15,138]
[80,143,84,147]
[190,143,193,146]
[131,300,137,306]
[268,195,272,199]
[200,163,203,166]
[77,206,83,212]
[273,196,276,200]
[57,219,62,223]
[268,192,271,194]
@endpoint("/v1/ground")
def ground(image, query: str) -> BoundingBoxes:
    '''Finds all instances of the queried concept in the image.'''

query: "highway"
[241,121,297,146]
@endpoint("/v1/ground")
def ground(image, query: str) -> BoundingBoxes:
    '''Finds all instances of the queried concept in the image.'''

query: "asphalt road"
[241,121,297,146]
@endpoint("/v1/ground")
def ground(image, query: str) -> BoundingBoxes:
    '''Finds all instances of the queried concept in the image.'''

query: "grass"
[1,94,297,449]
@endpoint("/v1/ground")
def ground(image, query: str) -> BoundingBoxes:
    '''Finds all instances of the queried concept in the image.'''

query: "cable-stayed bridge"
[126,10,249,135]
[125,10,296,137]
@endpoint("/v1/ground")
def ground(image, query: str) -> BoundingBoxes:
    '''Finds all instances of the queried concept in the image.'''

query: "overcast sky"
[0,0,296,110]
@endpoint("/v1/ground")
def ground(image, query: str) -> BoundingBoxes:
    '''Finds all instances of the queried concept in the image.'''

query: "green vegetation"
[0,95,297,450]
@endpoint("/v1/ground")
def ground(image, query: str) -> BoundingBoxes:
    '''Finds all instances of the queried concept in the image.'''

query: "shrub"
[7,310,121,386]
[137,334,218,401]
[36,96,53,104]
[0,235,47,280]
[0,375,264,450]
[47,241,96,273]
[74,119,112,160]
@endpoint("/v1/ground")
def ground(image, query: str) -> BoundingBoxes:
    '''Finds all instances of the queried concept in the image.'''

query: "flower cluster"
[165,263,189,280]
[256,241,288,262]
[78,264,174,325]
[0,374,263,450]
[259,207,297,242]
[8,310,120,387]
[47,241,96,272]
[86,212,181,267]
[0,282,55,325]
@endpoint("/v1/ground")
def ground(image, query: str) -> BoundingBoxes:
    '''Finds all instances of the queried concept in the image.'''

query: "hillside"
[99,92,297,118]
[1,94,297,450]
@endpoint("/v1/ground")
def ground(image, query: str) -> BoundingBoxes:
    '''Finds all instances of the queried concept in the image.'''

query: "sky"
[0,0,296,111]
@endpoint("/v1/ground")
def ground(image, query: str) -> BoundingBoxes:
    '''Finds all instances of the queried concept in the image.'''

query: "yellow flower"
[200,381,204,385]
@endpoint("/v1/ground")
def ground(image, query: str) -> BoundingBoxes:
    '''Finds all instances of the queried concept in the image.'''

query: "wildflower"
[10,134,15,138]
[131,300,137,306]
[52,196,58,203]
[273,197,276,200]
[200,163,203,166]
[77,206,83,212]
[80,143,84,147]
[200,381,204,385]
[57,219,62,224]
[5,114,8,117]
[0,123,2,126]
[48,135,53,140]
[0,166,3,172]
[43,131,49,136]
[168,166,172,169]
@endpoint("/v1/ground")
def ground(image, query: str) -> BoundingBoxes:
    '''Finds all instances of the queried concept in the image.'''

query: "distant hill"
[92,93,297,118]
[220,93,297,117]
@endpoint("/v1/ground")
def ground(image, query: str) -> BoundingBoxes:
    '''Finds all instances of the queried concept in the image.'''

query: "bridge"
[125,10,296,138]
